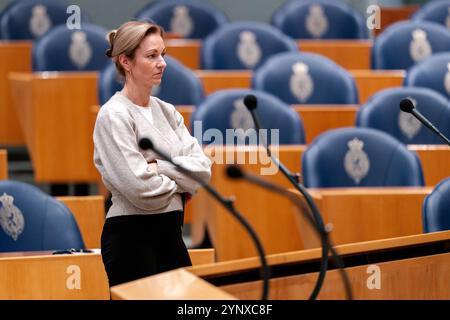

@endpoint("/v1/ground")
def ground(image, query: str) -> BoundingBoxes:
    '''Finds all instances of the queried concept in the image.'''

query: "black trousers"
[100,210,192,287]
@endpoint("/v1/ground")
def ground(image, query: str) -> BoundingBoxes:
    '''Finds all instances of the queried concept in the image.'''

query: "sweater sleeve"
[94,109,180,211]
[156,109,212,195]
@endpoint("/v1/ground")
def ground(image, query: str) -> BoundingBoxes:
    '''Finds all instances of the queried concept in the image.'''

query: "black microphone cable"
[226,165,353,300]
[138,137,271,300]
[242,94,353,300]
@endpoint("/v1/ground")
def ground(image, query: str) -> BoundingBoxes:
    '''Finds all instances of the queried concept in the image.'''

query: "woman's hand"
[147,160,158,174]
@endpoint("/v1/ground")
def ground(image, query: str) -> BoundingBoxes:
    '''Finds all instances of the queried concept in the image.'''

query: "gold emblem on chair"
[289,62,314,103]
[170,5,193,38]
[0,193,25,241]
[306,5,328,38]
[410,29,432,62]
[29,5,52,38]
[69,31,92,69]
[344,138,370,184]
[237,31,262,68]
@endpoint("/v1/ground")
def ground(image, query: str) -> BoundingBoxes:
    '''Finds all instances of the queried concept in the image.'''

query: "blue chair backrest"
[372,20,450,70]
[357,86,450,144]
[191,89,305,145]
[405,52,450,100]
[135,0,228,39]
[32,23,109,71]
[253,51,358,104]
[302,127,424,188]
[423,177,450,232]
[0,180,84,252]
[201,21,298,70]
[271,0,367,39]
[0,0,89,40]
[98,55,204,106]
[412,0,450,30]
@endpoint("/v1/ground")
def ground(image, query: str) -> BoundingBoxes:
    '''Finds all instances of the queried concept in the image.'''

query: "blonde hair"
[105,21,165,78]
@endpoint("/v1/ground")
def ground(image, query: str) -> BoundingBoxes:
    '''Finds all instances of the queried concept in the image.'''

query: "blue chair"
[253,51,358,104]
[357,87,450,144]
[423,177,450,232]
[302,127,424,188]
[405,52,450,100]
[201,21,298,70]
[372,21,450,70]
[135,0,228,39]
[33,23,109,71]
[0,180,84,252]
[98,55,205,105]
[0,0,89,40]
[412,0,450,30]
[191,89,305,145]
[271,0,367,39]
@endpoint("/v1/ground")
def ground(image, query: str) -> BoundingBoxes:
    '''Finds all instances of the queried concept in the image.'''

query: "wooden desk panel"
[0,41,32,145]
[409,145,450,187]
[375,5,419,36]
[195,70,405,104]
[166,39,372,70]
[190,231,450,299]
[0,248,214,300]
[57,196,105,249]
[298,40,372,69]
[0,149,7,180]
[9,72,100,183]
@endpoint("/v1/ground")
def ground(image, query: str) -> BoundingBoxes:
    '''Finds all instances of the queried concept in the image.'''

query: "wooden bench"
[0,149,7,180]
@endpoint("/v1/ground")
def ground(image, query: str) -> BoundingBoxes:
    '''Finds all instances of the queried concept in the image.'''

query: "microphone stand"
[138,138,271,300]
[243,95,352,299]
[227,165,353,300]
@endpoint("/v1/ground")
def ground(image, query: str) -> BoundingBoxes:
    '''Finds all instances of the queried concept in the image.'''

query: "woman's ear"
[118,54,131,73]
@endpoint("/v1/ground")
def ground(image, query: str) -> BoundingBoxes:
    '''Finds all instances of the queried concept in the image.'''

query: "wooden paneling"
[57,196,105,249]
[0,41,32,145]
[9,72,101,183]
[375,5,420,36]
[409,145,450,186]
[189,231,450,299]
[0,149,7,180]
[194,70,405,104]
[166,39,373,70]
[298,40,372,69]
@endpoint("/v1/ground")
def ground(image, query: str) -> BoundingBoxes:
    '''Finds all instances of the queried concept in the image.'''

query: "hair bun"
[107,29,117,45]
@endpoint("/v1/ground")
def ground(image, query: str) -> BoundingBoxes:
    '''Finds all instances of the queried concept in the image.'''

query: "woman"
[93,21,211,287]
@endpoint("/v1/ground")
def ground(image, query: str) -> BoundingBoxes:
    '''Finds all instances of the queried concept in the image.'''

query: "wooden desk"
[167,39,372,70]
[9,72,100,183]
[189,146,437,261]
[194,69,405,104]
[189,231,450,299]
[375,5,419,36]
[0,41,32,145]
[0,149,7,180]
[408,145,450,186]
[57,196,105,249]
[0,248,215,300]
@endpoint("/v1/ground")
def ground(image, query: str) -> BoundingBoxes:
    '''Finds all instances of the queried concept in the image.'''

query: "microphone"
[242,94,353,300]
[138,137,271,300]
[226,165,353,300]
[399,98,450,146]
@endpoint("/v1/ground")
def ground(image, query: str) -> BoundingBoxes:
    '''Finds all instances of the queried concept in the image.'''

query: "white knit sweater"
[93,92,211,219]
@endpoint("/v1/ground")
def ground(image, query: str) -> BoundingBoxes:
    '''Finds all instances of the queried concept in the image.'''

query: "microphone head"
[226,165,244,179]
[138,137,153,150]
[399,98,415,113]
[243,94,257,111]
